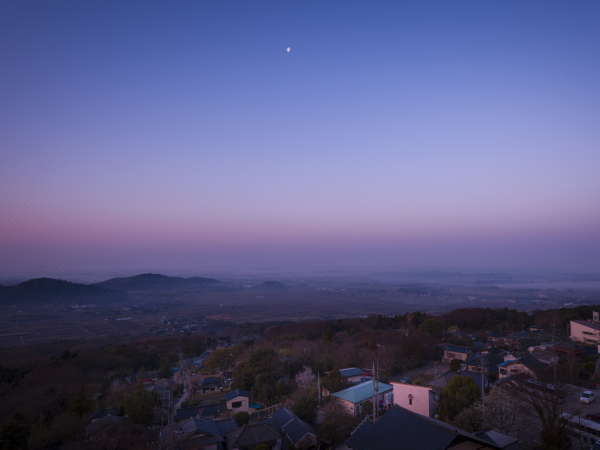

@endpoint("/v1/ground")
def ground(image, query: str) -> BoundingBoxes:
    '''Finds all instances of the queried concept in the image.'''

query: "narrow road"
[172,351,191,421]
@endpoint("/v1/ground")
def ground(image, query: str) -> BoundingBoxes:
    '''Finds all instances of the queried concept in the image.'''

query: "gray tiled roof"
[347,406,509,450]
[195,418,234,437]
[271,407,315,445]
[233,422,280,447]
[347,407,458,450]
[443,344,471,354]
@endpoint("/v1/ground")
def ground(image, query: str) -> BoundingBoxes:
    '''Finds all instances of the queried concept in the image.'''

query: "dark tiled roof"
[271,407,315,446]
[234,422,280,447]
[347,407,458,450]
[520,353,548,372]
[347,406,504,450]
[340,367,366,377]
[283,417,315,445]
[199,403,226,417]
[467,349,504,366]
[443,344,471,354]
[193,417,237,438]
[225,389,249,400]
[201,376,223,386]
[271,408,295,429]
[175,406,199,422]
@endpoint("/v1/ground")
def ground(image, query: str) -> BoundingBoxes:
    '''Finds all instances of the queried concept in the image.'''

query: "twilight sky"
[2,0,600,276]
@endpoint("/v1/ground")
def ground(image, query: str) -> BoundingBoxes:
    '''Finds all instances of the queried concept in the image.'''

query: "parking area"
[564,384,600,417]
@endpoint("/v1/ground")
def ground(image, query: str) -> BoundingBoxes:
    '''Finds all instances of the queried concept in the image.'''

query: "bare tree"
[500,377,570,450]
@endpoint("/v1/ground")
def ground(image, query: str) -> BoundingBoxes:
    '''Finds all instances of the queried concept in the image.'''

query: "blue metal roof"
[340,367,365,378]
[443,344,471,354]
[225,389,249,400]
[332,380,392,404]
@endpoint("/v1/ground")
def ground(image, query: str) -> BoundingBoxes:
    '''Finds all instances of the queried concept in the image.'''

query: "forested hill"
[93,273,220,291]
[0,278,124,305]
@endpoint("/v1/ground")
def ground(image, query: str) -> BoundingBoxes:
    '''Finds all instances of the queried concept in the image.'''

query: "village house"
[528,346,559,366]
[499,330,536,349]
[339,367,371,384]
[466,349,505,377]
[225,389,251,413]
[497,354,549,380]
[164,416,238,450]
[441,344,471,363]
[271,407,317,449]
[332,380,393,417]
[199,376,224,394]
[390,380,437,417]
[231,422,281,450]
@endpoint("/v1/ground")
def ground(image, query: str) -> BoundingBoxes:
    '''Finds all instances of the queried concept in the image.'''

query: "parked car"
[580,390,595,404]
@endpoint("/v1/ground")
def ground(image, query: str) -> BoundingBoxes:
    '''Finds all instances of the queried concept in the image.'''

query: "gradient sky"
[2,0,600,276]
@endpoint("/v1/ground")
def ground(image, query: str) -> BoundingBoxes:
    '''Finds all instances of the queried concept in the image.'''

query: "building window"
[408,394,413,406]
[232,401,242,408]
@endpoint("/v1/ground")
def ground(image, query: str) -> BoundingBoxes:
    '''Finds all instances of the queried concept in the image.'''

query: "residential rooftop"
[572,319,600,331]
[347,406,511,450]
[340,367,368,378]
[332,380,392,404]
[442,344,471,354]
[224,389,249,400]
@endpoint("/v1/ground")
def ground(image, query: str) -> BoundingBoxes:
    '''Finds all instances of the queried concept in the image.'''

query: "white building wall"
[226,395,250,412]
[391,382,435,417]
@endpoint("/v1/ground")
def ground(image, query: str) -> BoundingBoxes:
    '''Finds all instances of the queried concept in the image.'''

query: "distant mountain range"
[0,278,124,305]
[0,273,221,305]
[94,273,220,291]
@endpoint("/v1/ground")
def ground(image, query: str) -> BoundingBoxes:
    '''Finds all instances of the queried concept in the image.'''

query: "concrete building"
[570,312,600,346]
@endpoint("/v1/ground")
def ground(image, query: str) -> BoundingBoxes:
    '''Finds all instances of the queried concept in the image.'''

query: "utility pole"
[317,370,321,406]
[480,352,485,423]
[372,360,378,422]
[552,312,558,384]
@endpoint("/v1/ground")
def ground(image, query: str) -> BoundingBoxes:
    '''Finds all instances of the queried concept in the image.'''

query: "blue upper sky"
[2,0,599,276]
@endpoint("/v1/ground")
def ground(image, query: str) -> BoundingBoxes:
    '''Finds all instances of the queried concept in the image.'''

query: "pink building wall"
[570,321,600,345]
[391,382,435,417]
